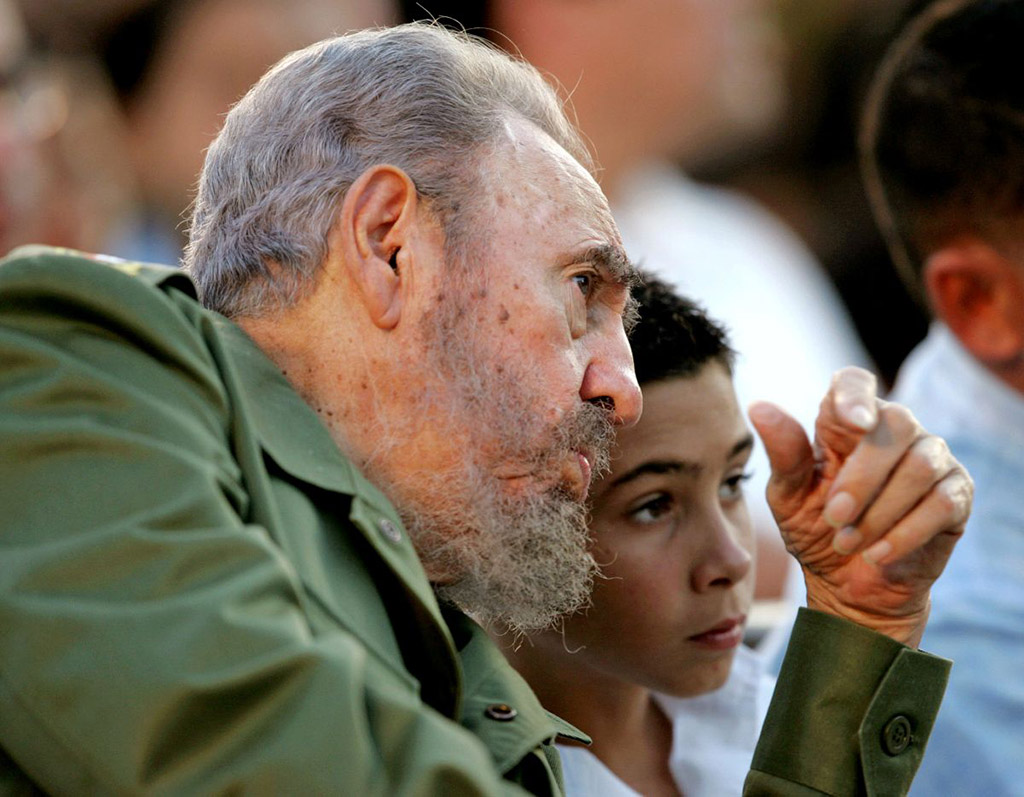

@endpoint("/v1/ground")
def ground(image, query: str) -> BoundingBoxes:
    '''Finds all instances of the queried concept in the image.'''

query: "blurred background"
[1,0,931,614]
[1,0,929,384]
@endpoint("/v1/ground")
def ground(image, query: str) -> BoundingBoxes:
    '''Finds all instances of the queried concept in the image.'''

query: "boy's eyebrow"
[730,435,755,460]
[610,459,700,488]
[608,434,755,489]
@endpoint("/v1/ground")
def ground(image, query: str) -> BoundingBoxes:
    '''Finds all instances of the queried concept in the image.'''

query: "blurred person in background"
[95,0,394,264]
[0,0,130,254]
[861,0,1024,793]
[0,0,47,253]
[401,0,874,648]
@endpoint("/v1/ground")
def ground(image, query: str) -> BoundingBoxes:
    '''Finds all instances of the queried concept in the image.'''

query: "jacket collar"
[153,265,465,716]
[210,314,448,592]
[446,609,590,776]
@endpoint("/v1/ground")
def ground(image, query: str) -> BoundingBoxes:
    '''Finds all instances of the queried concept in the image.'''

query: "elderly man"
[400,0,873,614]
[0,24,967,794]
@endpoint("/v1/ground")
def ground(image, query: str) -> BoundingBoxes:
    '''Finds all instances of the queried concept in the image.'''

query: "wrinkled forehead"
[482,116,621,242]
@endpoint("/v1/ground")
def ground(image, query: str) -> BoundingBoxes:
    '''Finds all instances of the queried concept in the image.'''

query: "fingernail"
[862,539,892,565]
[848,404,875,431]
[833,526,863,555]
[824,492,857,527]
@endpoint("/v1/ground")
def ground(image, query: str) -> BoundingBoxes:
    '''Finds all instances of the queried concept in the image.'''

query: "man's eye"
[629,493,673,524]
[571,273,593,298]
[719,472,752,502]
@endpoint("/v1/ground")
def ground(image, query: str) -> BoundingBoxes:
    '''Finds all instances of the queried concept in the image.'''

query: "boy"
[499,275,772,796]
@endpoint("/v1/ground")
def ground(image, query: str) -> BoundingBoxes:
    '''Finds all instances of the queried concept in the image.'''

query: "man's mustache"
[551,400,616,481]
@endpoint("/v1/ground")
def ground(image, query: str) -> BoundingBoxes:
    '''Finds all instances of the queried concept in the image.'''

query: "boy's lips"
[687,616,745,650]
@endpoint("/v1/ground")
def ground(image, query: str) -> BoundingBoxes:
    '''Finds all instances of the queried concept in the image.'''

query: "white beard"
[362,276,615,633]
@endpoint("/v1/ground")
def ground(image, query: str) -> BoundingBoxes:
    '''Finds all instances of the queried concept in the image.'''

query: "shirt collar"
[906,324,1024,450]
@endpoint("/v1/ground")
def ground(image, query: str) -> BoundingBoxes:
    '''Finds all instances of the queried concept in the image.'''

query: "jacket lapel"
[205,304,463,715]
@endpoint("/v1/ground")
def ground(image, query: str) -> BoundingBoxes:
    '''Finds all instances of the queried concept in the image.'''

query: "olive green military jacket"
[0,247,950,796]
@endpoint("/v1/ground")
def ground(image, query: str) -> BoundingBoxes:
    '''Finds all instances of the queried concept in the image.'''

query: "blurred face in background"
[0,0,56,253]
[0,0,137,254]
[493,0,787,174]
[125,0,394,227]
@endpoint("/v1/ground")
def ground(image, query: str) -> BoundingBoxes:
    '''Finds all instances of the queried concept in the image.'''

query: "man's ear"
[925,241,1024,365]
[333,164,418,330]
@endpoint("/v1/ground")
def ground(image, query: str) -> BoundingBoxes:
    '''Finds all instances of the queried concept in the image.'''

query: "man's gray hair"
[184,22,590,316]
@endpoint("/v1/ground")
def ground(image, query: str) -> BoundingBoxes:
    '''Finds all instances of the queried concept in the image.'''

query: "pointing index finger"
[823,401,927,552]
[829,367,879,432]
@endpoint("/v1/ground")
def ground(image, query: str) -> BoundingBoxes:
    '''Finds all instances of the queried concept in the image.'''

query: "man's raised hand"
[748,367,972,647]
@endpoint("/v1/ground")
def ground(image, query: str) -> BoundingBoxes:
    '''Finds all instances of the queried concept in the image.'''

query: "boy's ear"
[332,164,418,330]
[924,241,1024,365]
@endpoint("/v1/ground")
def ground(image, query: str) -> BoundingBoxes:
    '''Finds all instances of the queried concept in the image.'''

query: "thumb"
[748,401,816,510]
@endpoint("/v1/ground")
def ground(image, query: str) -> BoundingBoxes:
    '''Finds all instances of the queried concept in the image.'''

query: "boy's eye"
[719,472,753,502]
[571,273,594,298]
[629,493,673,524]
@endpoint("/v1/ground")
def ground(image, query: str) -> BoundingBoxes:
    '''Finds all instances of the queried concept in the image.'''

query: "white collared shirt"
[893,324,1024,796]
[558,644,775,797]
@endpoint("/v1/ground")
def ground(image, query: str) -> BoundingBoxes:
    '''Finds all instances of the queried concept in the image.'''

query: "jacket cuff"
[747,608,951,796]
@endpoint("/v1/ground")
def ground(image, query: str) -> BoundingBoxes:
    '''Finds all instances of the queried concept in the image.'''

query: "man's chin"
[426,489,597,633]
[436,555,594,634]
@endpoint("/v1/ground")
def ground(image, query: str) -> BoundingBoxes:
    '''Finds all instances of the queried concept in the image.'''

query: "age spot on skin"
[498,305,510,323]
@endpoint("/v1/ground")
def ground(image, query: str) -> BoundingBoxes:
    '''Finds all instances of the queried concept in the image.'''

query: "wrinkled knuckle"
[952,459,974,492]
[935,436,953,466]
[907,438,943,482]
[933,483,958,517]
[936,475,970,520]
[955,471,975,515]
[881,402,919,439]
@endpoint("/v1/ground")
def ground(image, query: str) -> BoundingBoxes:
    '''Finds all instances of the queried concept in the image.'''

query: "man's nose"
[579,327,642,427]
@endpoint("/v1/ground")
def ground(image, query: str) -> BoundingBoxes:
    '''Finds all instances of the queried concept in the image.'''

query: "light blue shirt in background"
[893,324,1024,797]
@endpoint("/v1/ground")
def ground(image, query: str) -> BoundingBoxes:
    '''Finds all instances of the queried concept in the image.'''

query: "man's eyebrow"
[563,244,641,287]
[609,434,755,489]
[561,244,641,329]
